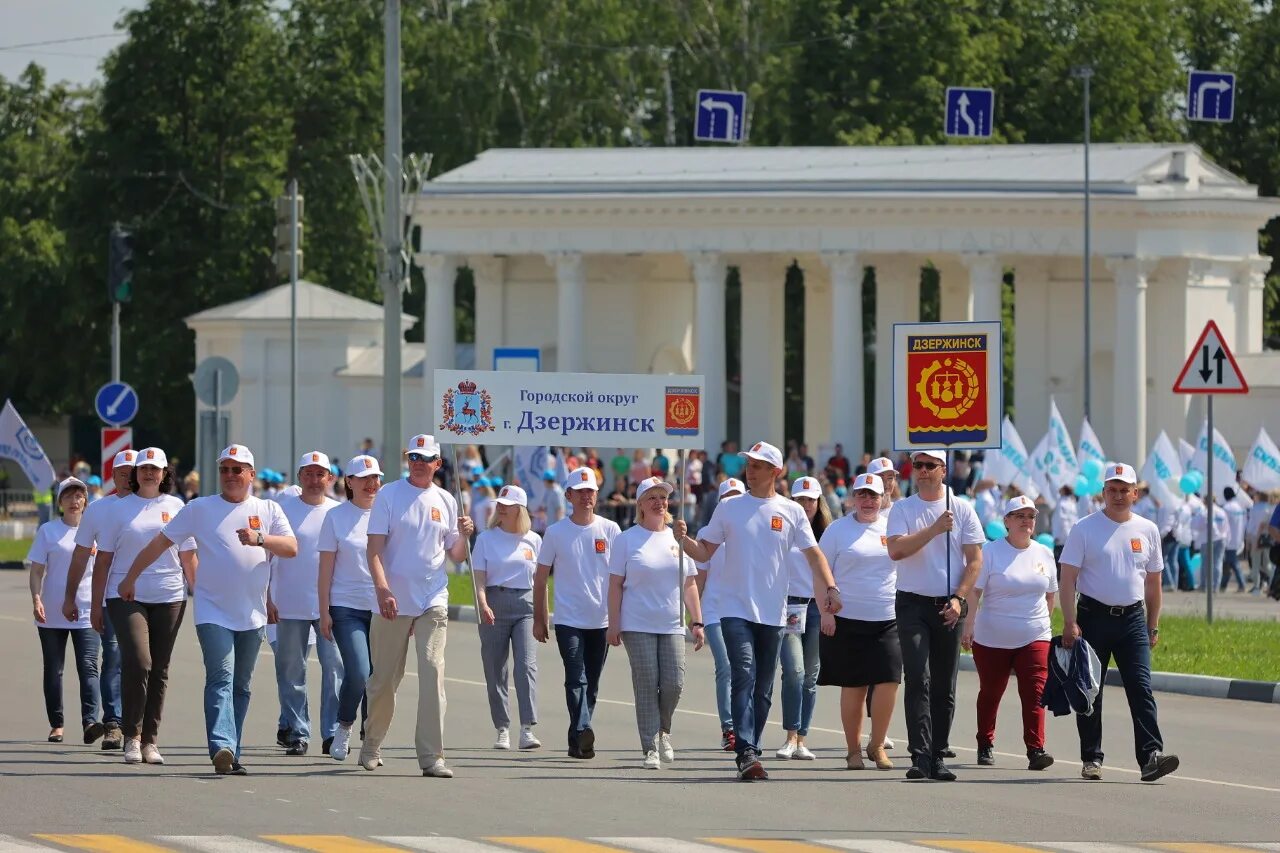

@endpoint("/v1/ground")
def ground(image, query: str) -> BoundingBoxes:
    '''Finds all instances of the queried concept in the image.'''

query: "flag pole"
[451,443,482,618]
[677,449,687,627]
[946,449,954,626]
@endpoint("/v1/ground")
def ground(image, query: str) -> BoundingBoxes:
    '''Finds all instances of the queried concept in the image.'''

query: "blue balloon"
[1189,553,1202,574]
[1074,474,1092,497]
[1190,469,1205,489]
[87,475,102,486]
[1088,477,1105,497]
[1179,472,1199,496]
[1035,532,1055,549]
[1081,458,1104,480]
[985,519,1008,540]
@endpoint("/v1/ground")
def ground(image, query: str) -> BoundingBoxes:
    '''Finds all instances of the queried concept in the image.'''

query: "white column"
[1235,256,1271,354]
[1013,260,1050,440]
[1107,257,1155,465]
[689,251,727,455]
[420,253,458,372]
[737,256,787,445]
[469,256,506,372]
[874,259,919,453]
[547,251,586,372]
[963,252,1003,321]
[823,252,864,455]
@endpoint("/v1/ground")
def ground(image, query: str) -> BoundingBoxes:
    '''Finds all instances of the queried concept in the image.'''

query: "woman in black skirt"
[817,472,901,770]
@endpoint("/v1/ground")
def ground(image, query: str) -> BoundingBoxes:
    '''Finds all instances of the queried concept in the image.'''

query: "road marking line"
[814,843,943,853]
[1235,847,1280,851]
[593,838,738,853]
[917,844,1045,853]
[483,840,627,853]
[261,837,405,853]
[702,840,847,853]
[1036,844,1156,853]
[33,837,174,853]
[158,836,289,853]
[0,837,60,852]
[1148,846,1263,853]
[374,838,518,852]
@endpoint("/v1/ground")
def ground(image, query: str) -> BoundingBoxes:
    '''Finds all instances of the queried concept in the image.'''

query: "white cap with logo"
[740,440,783,468]
[404,434,441,457]
[57,477,88,499]
[1104,462,1138,484]
[218,444,255,466]
[867,456,895,476]
[565,469,598,491]
[791,477,822,499]
[113,449,138,468]
[1003,495,1038,515]
[718,477,745,498]
[136,447,168,469]
[298,451,331,471]
[495,484,528,507]
[851,472,885,495]
[911,449,947,464]
[636,476,675,500]
[345,455,383,478]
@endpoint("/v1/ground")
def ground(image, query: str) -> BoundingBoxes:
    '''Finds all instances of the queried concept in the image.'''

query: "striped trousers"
[621,631,686,753]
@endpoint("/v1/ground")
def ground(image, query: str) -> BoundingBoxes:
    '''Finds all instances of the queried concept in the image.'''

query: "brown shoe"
[845,751,865,770]
[866,742,893,770]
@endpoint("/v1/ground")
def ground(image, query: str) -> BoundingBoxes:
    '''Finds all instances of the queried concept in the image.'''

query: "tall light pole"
[381,0,404,469]
[1072,64,1094,421]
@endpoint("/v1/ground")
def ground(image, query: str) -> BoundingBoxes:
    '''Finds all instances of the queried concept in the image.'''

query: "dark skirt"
[817,616,902,687]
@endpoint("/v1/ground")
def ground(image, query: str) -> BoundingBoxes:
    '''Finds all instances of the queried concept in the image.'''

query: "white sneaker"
[359,751,381,771]
[423,757,453,778]
[643,750,661,770]
[775,740,797,759]
[883,737,896,751]
[330,724,352,761]
[518,726,541,750]
[794,743,816,760]
[123,738,143,764]
[494,728,511,750]
[658,732,674,763]
[141,743,164,765]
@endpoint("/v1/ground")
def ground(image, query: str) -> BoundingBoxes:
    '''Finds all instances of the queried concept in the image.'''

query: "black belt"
[897,591,952,607]
[486,585,531,593]
[1079,594,1143,616]
[787,596,814,605]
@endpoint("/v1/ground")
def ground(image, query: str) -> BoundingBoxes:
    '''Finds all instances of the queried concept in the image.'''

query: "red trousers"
[972,639,1049,751]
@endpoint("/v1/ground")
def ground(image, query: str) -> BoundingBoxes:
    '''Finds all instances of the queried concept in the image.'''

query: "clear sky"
[0,1,142,86]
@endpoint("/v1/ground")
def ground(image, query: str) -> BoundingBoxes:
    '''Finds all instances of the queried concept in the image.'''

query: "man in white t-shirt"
[360,434,474,779]
[1060,462,1178,783]
[1220,486,1248,593]
[678,440,839,782]
[1052,487,1079,561]
[128,444,298,775]
[886,449,984,781]
[534,466,621,759]
[695,477,744,751]
[271,452,342,757]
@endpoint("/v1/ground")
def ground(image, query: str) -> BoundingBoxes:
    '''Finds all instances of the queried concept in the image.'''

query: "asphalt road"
[0,571,1276,849]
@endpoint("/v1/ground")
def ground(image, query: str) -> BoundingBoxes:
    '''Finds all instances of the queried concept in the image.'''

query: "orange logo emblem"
[1115,466,1124,476]
[880,535,888,546]
[146,449,155,460]
[311,453,319,462]
[248,516,261,530]
[753,443,762,452]
[364,458,373,469]
[770,516,783,532]
[416,437,426,447]
[522,548,534,560]
[161,512,170,523]
[228,447,237,456]
[1130,538,1143,553]
[594,539,607,554]
[581,471,590,482]
[430,507,442,522]
[501,487,509,497]
[124,451,134,462]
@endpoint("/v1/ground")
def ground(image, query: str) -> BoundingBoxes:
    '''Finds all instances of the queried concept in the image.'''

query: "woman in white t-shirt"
[317,454,382,762]
[817,473,901,771]
[607,477,704,769]
[97,448,197,765]
[961,495,1057,771]
[473,485,542,751]
[27,478,101,745]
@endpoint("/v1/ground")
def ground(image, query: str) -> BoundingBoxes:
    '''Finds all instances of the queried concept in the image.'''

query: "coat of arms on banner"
[664,386,701,436]
[439,379,495,437]
[905,333,990,446]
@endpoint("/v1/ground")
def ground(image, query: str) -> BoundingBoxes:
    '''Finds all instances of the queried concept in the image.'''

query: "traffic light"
[274,191,304,280]
[108,225,135,303]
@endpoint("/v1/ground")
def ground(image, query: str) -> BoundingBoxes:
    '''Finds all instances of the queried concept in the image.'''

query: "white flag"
[1178,437,1196,469]
[985,417,1040,499]
[1047,398,1079,490]
[512,445,551,504]
[1242,427,1280,492]
[1190,420,1238,501]
[0,399,56,492]
[1140,430,1183,507]
[1078,417,1108,469]
[1027,432,1058,510]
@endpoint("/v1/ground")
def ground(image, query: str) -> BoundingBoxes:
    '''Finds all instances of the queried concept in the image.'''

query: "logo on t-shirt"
[770,515,783,532]
[161,511,170,523]
[90,546,97,557]
[594,538,607,554]
[248,516,261,530]
[880,535,888,546]
[430,507,442,522]
[522,547,534,560]
[1130,538,1143,553]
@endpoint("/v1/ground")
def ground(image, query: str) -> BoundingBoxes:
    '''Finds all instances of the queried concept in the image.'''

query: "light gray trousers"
[477,586,538,729]
[621,631,686,753]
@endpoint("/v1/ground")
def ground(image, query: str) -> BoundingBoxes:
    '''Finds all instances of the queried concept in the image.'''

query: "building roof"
[186,280,411,325]
[423,143,1253,198]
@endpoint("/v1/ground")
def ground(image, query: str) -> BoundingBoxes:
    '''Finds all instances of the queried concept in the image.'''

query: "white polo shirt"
[367,479,460,616]
[699,493,817,627]
[1060,510,1164,606]
[270,493,340,621]
[974,538,1057,648]
[538,515,620,629]
[317,501,377,612]
[28,519,92,630]
[819,515,896,622]
[609,525,695,635]
[472,527,541,590]
[886,489,985,597]
[98,493,194,604]
[162,494,294,630]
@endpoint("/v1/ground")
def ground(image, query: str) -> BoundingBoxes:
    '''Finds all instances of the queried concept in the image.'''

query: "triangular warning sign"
[1172,319,1248,394]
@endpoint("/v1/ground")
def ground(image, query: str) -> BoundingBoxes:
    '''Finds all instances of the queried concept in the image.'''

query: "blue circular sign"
[95,382,139,426]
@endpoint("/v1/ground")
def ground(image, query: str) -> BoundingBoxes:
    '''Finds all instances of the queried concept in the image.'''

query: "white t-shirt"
[975,488,1001,530]
[1134,495,1160,526]
[162,494,294,630]
[786,546,816,599]
[609,525,695,635]
[270,494,340,621]
[974,538,1058,648]
[538,515,620,629]
[1052,496,1079,544]
[317,501,377,612]
[1224,497,1247,551]
[1190,501,1227,547]
[99,493,194,604]
[73,493,129,551]
[28,519,92,630]
[699,493,818,627]
[819,515,897,622]
[1060,511,1164,606]
[886,490,985,597]
[473,527,541,589]
[367,480,460,616]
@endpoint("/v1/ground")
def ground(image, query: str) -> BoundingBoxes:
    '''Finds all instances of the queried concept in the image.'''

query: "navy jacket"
[1041,635,1102,717]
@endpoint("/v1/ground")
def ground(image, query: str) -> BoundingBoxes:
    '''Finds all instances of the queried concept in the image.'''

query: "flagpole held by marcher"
[450,444,483,621]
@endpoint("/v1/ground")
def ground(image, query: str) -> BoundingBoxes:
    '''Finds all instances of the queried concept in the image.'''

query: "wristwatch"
[690,622,705,629]
[827,585,842,595]
[1148,626,1159,635]
[256,530,265,547]
[949,594,969,617]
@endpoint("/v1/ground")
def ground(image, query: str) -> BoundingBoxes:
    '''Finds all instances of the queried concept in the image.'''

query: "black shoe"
[1027,748,1054,771]
[322,737,333,756]
[229,761,248,776]
[276,727,289,747]
[567,745,583,759]
[977,745,995,766]
[83,722,104,745]
[285,739,308,756]
[736,751,767,782]
[939,746,956,759]
[48,732,64,743]
[577,727,595,759]
[101,723,123,750]
[905,754,932,779]
[1140,751,1179,782]
[931,756,957,781]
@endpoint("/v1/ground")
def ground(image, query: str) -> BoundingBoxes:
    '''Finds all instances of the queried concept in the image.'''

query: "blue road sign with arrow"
[95,381,139,426]
[694,89,746,143]
[944,87,994,139]
[1187,70,1234,123]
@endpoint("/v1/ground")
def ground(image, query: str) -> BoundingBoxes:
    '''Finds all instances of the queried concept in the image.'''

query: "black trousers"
[1076,597,1163,767]
[896,592,961,759]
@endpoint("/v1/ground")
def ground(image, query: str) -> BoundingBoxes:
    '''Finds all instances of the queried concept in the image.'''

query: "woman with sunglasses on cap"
[961,495,1057,771]
[696,477,744,751]
[28,477,101,745]
[608,476,704,769]
[775,476,831,761]
[95,448,197,765]
[317,454,383,762]
[818,473,901,770]
[473,484,543,751]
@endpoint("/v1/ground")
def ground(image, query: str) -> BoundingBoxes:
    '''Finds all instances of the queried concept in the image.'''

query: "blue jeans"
[703,621,733,731]
[274,618,343,742]
[100,609,122,725]
[1220,549,1245,592]
[1205,539,1225,590]
[329,607,372,727]
[719,616,784,759]
[1161,536,1179,589]
[195,622,263,760]
[1076,598,1163,767]
[779,599,821,736]
[554,625,608,749]
[37,627,101,728]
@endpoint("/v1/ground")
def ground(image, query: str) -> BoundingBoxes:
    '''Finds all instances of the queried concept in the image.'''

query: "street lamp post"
[1072,64,1094,421]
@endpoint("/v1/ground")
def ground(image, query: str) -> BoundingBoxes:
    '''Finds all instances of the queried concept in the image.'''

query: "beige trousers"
[359,605,448,768]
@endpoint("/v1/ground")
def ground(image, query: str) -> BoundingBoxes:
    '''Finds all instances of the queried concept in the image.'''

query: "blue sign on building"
[94,381,139,427]
[694,89,746,143]
[1187,70,1235,123]
[944,87,995,139]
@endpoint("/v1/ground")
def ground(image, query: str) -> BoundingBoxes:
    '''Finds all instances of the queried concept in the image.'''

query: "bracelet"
[690,622,705,629]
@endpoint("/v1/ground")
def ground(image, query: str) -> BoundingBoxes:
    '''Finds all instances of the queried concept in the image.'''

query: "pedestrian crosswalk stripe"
[0,836,60,853]
[1042,844,1154,853]
[919,843,1049,853]
[159,837,287,853]
[373,838,514,853]
[815,843,943,853]
[482,840,627,853]
[262,837,405,853]
[593,838,736,853]
[1150,846,1263,853]
[33,836,175,853]
[702,840,850,853]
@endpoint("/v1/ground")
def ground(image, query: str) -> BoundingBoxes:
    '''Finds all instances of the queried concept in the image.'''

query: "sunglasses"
[407,453,439,463]
[218,465,245,476]
[1008,512,1037,522]
[912,460,941,471]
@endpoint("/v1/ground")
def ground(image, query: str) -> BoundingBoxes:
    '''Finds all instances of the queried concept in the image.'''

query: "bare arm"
[803,546,841,614]
[533,563,552,642]
[954,543,983,599]
[886,511,950,561]
[367,533,397,619]
[1059,562,1081,647]
[180,550,197,589]
[447,516,476,564]
[29,562,47,623]
[1144,570,1162,648]
[63,544,94,608]
[606,574,624,645]
[961,587,982,649]
[316,550,336,639]
[263,534,297,558]
[683,573,705,651]
[474,568,493,625]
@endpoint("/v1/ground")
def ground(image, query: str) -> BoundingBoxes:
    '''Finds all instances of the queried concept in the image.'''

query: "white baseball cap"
[741,440,783,468]
[1003,495,1038,516]
[495,484,528,507]
[867,456,896,476]
[218,444,255,466]
[57,476,88,499]
[404,434,441,457]
[1104,462,1138,484]
[565,468,599,491]
[791,476,822,499]
[636,476,674,500]
[718,477,745,498]
[297,450,331,471]
[911,449,947,464]
[345,455,383,478]
[850,472,885,495]
[113,449,137,468]
[136,447,168,469]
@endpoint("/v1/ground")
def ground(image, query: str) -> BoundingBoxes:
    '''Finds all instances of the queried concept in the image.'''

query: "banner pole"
[677,449,687,626]
[451,444,482,618]
[946,449,954,625]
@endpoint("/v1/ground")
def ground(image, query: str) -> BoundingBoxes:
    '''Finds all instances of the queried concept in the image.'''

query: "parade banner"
[1078,416,1108,471]
[984,416,1040,499]
[1242,427,1280,492]
[1027,432,1057,510]
[1140,430,1183,507]
[1178,437,1197,469]
[1046,398,1080,490]
[433,370,705,449]
[1191,420,1238,501]
[892,321,1002,450]
[0,399,55,492]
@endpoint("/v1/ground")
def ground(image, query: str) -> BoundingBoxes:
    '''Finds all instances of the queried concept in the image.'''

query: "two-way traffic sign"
[694,89,746,144]
[1187,70,1235,123]
[1172,319,1248,394]
[94,381,139,426]
[944,87,994,138]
